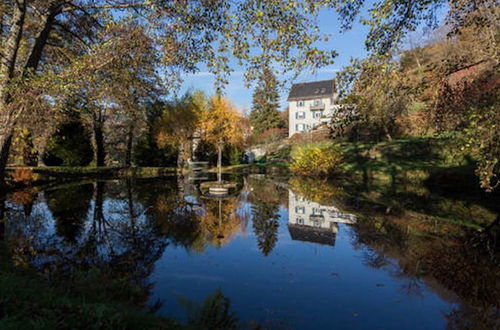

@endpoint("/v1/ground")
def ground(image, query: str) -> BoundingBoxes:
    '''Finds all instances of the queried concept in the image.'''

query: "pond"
[2,172,499,329]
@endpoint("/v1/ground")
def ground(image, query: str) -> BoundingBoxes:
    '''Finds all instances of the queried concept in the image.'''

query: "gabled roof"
[287,79,335,101]
[288,224,336,246]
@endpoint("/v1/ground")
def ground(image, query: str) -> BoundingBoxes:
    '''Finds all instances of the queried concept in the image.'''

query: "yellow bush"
[10,168,34,184]
[290,143,344,177]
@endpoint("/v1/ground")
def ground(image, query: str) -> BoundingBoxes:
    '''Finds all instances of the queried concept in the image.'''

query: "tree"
[43,119,93,166]
[335,0,499,190]
[337,55,410,141]
[249,67,284,137]
[200,97,244,182]
[155,91,207,169]
[0,0,338,179]
[251,198,280,256]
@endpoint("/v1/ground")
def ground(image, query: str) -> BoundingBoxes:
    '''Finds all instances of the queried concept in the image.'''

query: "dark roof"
[287,79,335,101]
[288,224,336,246]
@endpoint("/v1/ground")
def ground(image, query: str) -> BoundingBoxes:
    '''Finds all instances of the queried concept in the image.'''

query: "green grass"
[9,166,177,177]
[218,161,290,175]
[0,242,181,330]
[337,137,473,183]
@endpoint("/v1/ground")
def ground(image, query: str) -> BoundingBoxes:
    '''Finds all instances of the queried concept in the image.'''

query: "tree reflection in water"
[2,174,499,328]
[178,289,238,329]
[46,183,93,243]
[199,196,243,248]
[4,180,168,306]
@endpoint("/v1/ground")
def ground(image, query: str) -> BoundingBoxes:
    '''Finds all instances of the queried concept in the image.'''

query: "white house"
[288,190,357,246]
[287,79,339,137]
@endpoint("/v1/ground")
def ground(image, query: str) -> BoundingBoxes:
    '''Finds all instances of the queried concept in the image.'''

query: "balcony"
[310,103,325,111]
[310,214,325,221]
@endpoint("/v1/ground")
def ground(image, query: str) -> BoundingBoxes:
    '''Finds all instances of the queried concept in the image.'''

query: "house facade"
[288,190,357,246]
[287,79,339,137]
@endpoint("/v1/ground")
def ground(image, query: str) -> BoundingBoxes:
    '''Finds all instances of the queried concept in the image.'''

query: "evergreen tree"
[249,67,284,136]
[251,198,280,256]
[43,120,94,166]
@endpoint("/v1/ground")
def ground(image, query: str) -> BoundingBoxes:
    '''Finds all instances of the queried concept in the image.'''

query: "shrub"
[290,143,344,177]
[254,127,287,145]
[43,120,93,166]
[10,168,34,185]
[227,146,243,165]
[134,134,177,167]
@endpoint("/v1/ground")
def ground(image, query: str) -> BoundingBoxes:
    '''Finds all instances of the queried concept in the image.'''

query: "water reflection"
[2,174,499,329]
[178,289,238,329]
[288,190,356,246]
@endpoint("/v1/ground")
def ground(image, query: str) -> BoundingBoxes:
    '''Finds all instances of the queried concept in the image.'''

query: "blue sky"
[178,8,370,111]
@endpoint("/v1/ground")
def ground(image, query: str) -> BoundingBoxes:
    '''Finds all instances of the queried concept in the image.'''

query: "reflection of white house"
[288,190,356,246]
[288,79,341,137]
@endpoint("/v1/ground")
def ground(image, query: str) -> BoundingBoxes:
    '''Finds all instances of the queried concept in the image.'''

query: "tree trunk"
[217,143,223,183]
[0,0,26,101]
[93,181,105,225]
[37,151,46,167]
[0,191,6,241]
[23,5,59,74]
[94,122,105,167]
[126,178,136,228]
[0,129,13,176]
[125,124,134,167]
[383,125,393,142]
[0,2,61,177]
[177,141,185,169]
[0,0,27,177]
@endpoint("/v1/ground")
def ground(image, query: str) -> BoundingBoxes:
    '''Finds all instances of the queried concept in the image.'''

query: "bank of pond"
[0,170,498,329]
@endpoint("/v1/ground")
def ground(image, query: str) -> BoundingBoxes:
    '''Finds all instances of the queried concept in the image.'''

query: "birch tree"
[200,96,243,183]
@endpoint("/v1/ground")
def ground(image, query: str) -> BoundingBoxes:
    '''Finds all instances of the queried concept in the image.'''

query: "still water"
[3,173,499,329]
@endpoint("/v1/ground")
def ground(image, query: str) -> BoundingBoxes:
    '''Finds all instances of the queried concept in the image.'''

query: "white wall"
[288,93,339,137]
[288,190,357,231]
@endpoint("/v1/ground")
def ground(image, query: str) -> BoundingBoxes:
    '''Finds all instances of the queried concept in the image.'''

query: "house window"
[313,111,323,118]
[312,208,322,215]
[314,99,323,106]
[296,111,305,119]
[297,217,304,225]
[297,100,305,107]
[295,206,305,214]
[295,124,304,131]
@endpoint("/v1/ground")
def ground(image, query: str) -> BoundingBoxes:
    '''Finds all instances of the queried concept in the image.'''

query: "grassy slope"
[237,137,473,183]
[339,137,476,184]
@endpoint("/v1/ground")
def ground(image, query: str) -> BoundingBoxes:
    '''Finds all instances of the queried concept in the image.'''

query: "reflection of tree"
[45,183,93,243]
[445,303,500,330]
[289,177,344,207]
[10,190,37,217]
[0,192,6,241]
[136,179,243,251]
[135,179,206,252]
[251,197,279,256]
[6,181,168,306]
[200,197,242,248]
[246,175,288,207]
[351,193,500,329]
[178,289,238,329]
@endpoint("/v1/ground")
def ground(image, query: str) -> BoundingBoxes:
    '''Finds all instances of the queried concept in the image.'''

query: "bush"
[43,121,93,166]
[227,146,243,165]
[134,134,177,167]
[253,127,287,145]
[290,143,344,177]
[10,168,34,184]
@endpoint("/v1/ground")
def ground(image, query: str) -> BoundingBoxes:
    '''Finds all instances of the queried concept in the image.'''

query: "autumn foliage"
[290,143,344,177]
